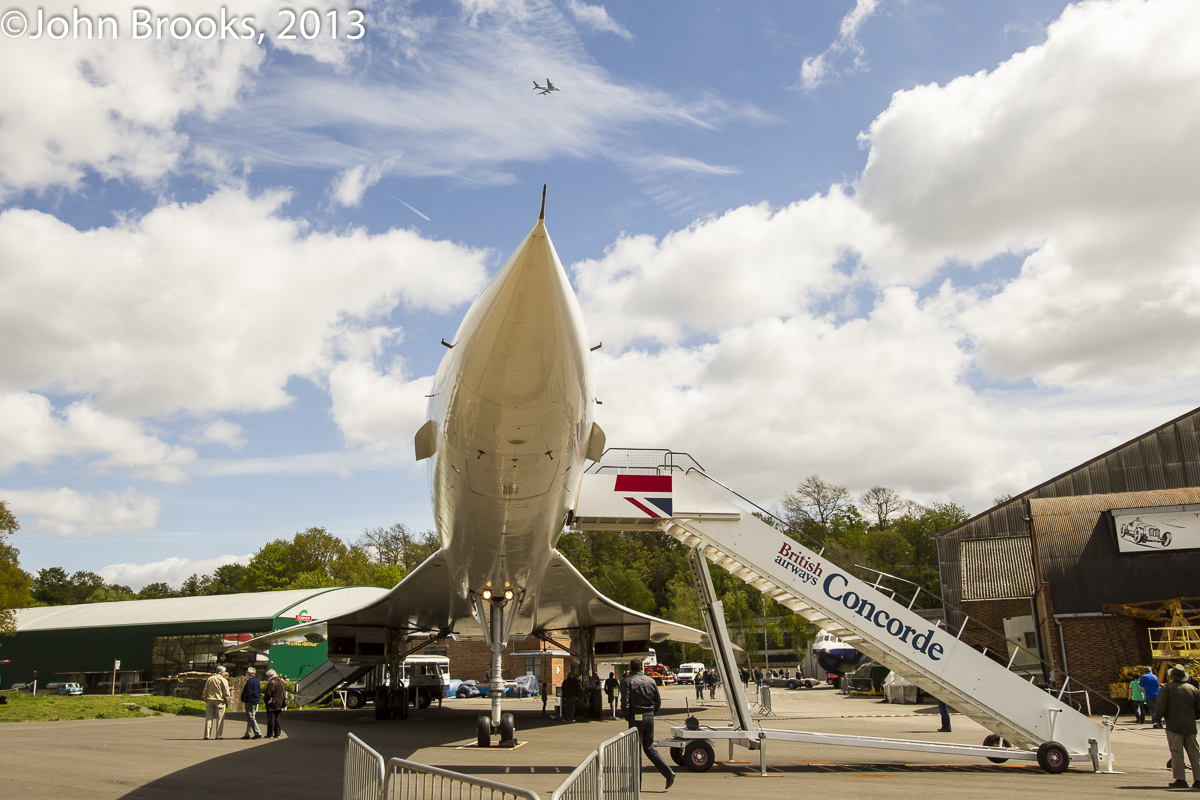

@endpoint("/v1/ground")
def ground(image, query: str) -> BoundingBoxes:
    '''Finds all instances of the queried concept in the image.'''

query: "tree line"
[1,477,972,665]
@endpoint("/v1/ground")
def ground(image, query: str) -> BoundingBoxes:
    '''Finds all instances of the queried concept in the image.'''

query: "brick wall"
[960,597,1032,659]
[959,594,1154,716]
[1057,615,1152,715]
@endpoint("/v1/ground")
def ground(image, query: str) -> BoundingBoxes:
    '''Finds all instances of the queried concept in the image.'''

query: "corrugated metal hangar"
[4,586,387,693]
[937,405,1200,713]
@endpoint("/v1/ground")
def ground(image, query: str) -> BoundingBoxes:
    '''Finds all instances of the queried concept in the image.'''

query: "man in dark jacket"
[620,659,675,790]
[1155,667,1200,788]
[263,670,287,739]
[240,667,262,740]
[605,672,620,719]
[561,669,580,722]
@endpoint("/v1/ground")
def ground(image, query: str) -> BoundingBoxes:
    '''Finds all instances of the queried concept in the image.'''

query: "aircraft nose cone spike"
[451,208,588,408]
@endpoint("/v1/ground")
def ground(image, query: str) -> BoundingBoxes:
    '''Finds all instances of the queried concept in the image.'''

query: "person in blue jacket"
[1140,667,1161,728]
[240,667,262,739]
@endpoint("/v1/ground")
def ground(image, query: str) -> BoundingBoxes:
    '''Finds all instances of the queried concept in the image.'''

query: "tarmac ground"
[0,683,1189,799]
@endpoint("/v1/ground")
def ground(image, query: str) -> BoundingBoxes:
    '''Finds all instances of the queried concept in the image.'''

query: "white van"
[676,662,705,685]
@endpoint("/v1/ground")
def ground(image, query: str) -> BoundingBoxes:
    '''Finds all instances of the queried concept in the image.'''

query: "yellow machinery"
[1102,597,1200,686]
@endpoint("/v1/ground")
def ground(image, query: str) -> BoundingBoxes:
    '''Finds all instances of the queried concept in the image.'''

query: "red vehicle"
[644,664,675,686]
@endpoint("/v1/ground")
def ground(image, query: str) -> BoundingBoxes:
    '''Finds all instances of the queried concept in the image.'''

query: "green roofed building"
[4,586,388,693]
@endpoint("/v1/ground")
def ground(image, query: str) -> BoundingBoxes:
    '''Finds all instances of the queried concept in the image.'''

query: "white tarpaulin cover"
[883,670,920,704]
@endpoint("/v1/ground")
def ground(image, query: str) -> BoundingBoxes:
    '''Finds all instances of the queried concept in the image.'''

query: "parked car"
[57,682,83,696]
[763,674,819,690]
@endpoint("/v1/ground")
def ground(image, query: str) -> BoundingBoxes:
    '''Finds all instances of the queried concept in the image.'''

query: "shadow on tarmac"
[115,705,608,800]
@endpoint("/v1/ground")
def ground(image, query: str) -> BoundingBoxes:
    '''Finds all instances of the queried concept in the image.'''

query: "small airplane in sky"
[533,79,560,95]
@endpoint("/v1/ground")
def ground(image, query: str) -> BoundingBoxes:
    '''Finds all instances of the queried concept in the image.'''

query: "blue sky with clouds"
[4,0,1200,589]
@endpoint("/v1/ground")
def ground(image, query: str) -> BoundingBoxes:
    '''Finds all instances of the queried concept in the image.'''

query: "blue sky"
[3,0,1199,588]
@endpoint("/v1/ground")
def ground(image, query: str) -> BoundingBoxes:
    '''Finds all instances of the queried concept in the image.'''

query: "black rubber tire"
[787,681,798,690]
[1162,532,1172,547]
[684,740,715,773]
[346,691,364,710]
[983,733,1010,763]
[415,688,432,709]
[500,712,516,744]
[1036,741,1069,774]
[670,747,686,767]
[477,714,492,748]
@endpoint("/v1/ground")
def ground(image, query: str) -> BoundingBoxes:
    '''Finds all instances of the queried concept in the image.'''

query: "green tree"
[0,501,32,637]
[137,582,178,599]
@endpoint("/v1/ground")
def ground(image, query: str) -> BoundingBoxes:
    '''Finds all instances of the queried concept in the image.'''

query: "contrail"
[383,190,431,221]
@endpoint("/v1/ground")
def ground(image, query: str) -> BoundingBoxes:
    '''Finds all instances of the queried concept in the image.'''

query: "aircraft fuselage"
[426,215,594,616]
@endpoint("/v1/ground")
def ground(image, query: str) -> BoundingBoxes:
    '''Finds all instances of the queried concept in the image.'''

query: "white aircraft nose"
[451,215,588,407]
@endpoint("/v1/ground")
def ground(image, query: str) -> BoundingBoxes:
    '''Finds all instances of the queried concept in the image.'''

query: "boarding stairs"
[295,661,374,707]
[572,450,1115,771]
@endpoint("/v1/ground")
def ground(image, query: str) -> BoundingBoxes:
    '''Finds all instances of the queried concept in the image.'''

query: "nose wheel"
[477,712,519,748]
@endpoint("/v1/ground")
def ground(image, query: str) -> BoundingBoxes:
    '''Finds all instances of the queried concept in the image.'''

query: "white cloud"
[212,1,756,188]
[566,0,632,41]
[0,188,487,419]
[332,164,385,207]
[576,0,1200,511]
[1,487,161,537]
[798,0,879,91]
[187,419,248,451]
[98,553,252,590]
[0,393,194,482]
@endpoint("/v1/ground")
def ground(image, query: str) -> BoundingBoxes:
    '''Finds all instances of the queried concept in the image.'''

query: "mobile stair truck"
[571,450,1118,776]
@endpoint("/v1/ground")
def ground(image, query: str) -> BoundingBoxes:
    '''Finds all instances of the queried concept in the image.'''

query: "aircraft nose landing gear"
[476,712,519,748]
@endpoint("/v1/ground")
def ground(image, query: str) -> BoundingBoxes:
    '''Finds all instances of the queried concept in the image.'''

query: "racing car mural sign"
[1112,504,1200,553]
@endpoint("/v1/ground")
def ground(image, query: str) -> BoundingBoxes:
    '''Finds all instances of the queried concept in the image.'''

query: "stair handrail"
[674,462,1123,720]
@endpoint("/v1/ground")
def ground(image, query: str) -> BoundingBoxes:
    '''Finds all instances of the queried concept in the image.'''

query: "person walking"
[620,659,675,790]
[561,669,580,723]
[1130,672,1147,724]
[202,666,231,740]
[936,699,952,732]
[605,672,620,719]
[264,669,287,738]
[694,670,704,701]
[1154,666,1200,789]
[240,667,262,740]
[705,669,717,700]
[754,667,763,691]
[541,680,550,715]
[1141,667,1162,728]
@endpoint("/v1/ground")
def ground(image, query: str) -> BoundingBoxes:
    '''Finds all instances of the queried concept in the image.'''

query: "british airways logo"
[615,475,672,518]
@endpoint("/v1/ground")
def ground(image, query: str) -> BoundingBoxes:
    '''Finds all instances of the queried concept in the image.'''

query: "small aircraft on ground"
[533,79,560,95]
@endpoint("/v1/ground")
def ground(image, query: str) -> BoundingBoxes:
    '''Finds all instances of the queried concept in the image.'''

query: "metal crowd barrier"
[598,728,639,800]
[552,728,639,800]
[384,758,540,800]
[344,727,639,800]
[344,733,386,800]
[551,749,598,800]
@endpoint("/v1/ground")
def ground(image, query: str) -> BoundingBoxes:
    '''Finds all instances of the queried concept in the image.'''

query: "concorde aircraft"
[229,188,705,747]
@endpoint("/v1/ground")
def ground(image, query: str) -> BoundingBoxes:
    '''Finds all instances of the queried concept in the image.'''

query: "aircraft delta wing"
[226,548,708,651]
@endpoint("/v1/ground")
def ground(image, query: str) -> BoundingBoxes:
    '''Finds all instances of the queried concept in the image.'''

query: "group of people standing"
[692,669,720,699]
[201,666,287,741]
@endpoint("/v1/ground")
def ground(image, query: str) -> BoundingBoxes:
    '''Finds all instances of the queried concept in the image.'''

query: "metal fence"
[384,758,540,800]
[344,727,639,800]
[552,727,639,800]
[345,733,387,800]
[551,749,598,800]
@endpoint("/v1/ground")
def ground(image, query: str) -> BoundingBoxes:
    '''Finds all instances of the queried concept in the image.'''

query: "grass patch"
[0,692,203,723]
[137,696,207,716]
